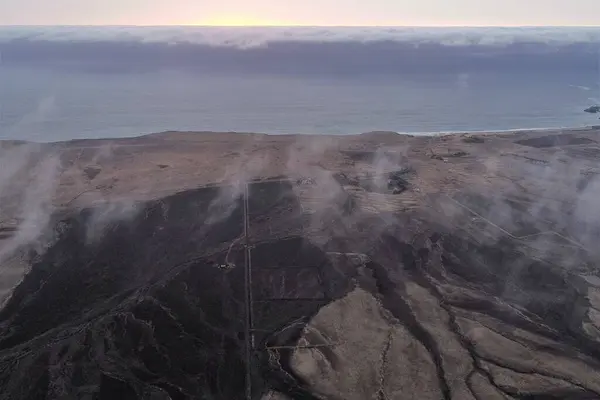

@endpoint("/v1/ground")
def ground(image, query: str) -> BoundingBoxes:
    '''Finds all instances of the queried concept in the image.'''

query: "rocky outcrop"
[584,106,600,114]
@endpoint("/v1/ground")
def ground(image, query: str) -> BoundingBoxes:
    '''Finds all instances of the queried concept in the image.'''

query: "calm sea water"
[1,26,600,141]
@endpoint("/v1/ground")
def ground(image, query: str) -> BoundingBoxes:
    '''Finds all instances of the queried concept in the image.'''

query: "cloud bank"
[1,26,600,49]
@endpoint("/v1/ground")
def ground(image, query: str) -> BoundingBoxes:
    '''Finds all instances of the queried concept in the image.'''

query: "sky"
[0,0,599,26]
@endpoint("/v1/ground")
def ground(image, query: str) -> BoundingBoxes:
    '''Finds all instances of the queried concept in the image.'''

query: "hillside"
[0,128,599,399]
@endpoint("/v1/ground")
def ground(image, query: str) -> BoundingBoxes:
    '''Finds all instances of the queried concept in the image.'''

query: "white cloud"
[0,26,600,49]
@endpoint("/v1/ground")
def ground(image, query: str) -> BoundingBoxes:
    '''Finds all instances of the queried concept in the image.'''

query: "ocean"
[1,26,600,142]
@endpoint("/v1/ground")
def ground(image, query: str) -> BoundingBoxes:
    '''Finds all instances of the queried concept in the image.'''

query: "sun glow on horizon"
[195,16,291,27]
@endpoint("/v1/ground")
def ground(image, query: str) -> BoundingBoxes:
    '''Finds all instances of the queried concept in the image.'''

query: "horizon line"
[1,24,599,28]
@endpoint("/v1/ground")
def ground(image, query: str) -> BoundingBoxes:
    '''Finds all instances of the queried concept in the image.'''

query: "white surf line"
[444,195,587,250]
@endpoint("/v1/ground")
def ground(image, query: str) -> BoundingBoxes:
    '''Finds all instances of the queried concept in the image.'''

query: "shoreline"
[3,124,600,145]
[404,123,600,137]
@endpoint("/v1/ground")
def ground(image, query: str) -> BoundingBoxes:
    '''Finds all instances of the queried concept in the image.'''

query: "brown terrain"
[0,128,600,399]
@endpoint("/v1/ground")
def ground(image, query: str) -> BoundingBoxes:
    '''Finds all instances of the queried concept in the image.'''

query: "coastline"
[403,123,600,137]
[2,25,600,399]
[4,123,600,146]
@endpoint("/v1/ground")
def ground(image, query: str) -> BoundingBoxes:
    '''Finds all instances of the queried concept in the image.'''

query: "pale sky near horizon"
[0,0,599,26]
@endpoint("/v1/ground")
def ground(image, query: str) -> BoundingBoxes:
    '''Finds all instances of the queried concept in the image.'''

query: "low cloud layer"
[1,26,600,49]
[0,146,61,262]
